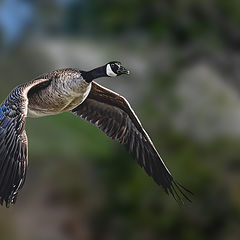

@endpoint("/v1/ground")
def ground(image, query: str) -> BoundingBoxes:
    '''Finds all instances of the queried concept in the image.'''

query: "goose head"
[106,61,130,77]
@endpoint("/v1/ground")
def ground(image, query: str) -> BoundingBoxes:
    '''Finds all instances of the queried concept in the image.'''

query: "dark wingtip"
[0,194,16,208]
[0,197,9,208]
[168,180,193,206]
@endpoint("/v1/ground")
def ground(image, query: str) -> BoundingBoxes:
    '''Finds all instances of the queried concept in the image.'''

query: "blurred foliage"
[0,0,240,240]
[37,0,240,48]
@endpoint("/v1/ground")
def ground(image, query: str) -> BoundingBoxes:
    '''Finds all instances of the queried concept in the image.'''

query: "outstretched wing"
[0,78,49,207]
[72,82,192,203]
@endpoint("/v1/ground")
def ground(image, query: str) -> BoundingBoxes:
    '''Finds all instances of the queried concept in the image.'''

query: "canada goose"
[0,61,191,207]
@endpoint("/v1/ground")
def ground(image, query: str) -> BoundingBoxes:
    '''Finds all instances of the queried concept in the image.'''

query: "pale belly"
[27,82,92,118]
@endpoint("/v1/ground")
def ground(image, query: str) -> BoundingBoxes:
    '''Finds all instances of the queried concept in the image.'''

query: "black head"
[106,61,130,77]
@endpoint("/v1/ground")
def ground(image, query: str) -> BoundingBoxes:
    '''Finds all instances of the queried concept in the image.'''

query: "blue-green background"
[0,0,240,239]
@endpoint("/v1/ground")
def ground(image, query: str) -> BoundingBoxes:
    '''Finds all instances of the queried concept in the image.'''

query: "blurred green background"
[1,0,240,240]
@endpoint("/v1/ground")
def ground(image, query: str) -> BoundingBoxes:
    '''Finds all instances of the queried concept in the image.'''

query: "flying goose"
[0,61,191,207]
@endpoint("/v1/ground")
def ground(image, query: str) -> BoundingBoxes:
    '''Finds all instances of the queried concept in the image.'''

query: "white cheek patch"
[106,64,117,77]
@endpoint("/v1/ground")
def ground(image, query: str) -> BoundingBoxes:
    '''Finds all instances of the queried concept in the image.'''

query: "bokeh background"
[1,0,240,239]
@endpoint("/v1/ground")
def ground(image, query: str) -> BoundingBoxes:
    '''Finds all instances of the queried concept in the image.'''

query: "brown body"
[27,69,92,117]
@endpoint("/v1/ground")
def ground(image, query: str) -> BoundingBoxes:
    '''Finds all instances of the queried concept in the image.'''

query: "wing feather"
[72,82,192,203]
[0,78,49,206]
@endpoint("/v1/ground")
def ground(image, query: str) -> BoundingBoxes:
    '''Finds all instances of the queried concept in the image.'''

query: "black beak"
[118,66,130,75]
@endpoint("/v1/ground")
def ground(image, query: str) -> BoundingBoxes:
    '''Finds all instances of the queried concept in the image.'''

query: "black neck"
[82,65,107,83]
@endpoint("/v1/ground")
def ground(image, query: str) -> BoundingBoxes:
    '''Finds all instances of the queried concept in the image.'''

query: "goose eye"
[111,64,115,67]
